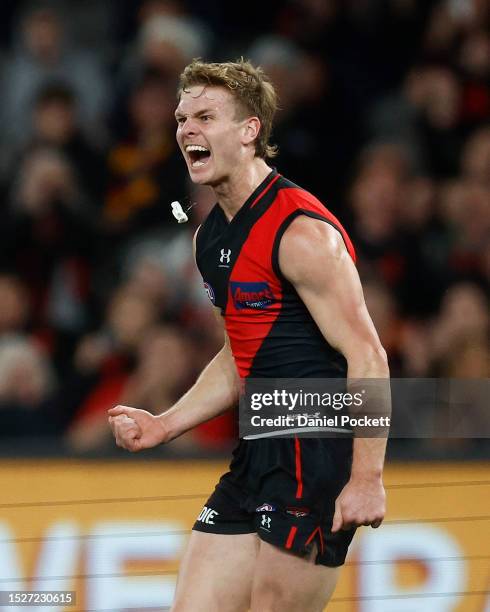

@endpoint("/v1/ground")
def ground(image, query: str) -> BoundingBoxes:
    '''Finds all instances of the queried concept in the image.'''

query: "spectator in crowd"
[0,6,109,155]
[0,334,58,438]
[3,81,106,202]
[66,324,193,452]
[0,275,31,337]
[114,7,211,112]
[102,69,189,243]
[1,144,101,377]
[33,282,158,442]
[348,143,410,300]
[28,82,106,201]
[430,282,489,372]
[461,125,490,187]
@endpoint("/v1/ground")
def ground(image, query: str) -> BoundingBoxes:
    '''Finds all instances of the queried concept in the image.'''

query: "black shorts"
[193,437,356,567]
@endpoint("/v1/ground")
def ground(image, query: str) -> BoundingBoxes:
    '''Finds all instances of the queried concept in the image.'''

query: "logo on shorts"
[260,514,271,531]
[197,505,219,525]
[286,507,310,518]
[230,281,276,310]
[256,503,276,512]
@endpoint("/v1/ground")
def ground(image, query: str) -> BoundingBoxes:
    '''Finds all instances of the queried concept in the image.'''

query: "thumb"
[331,499,343,533]
[108,405,137,418]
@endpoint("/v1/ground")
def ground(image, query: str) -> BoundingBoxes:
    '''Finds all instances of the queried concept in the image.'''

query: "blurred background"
[0,0,488,609]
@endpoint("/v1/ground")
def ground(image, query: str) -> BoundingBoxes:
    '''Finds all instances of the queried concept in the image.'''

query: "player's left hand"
[331,474,386,532]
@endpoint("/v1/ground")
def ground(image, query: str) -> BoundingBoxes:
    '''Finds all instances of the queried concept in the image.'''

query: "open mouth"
[186,144,211,168]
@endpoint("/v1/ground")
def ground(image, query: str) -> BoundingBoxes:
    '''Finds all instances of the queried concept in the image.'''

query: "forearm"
[158,343,239,441]
[347,347,390,479]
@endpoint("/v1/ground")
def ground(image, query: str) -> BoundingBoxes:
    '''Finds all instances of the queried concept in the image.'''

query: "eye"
[176,117,186,125]
[201,115,211,122]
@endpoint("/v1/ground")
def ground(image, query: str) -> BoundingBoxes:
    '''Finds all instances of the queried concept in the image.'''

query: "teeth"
[186,145,209,152]
[192,160,206,167]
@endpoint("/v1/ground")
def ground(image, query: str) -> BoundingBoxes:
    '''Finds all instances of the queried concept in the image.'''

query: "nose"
[181,117,199,138]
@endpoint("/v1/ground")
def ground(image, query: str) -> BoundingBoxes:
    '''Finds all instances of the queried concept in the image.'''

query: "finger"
[371,519,383,529]
[121,423,142,445]
[108,416,115,433]
[346,517,370,529]
[127,437,143,452]
[114,414,137,425]
[331,500,343,533]
[108,415,129,431]
[120,425,140,442]
[114,433,123,447]
[113,420,139,447]
[339,512,356,530]
[108,405,136,417]
[119,431,143,452]
[109,420,123,439]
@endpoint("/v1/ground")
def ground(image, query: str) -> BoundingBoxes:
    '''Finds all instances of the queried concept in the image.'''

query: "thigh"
[172,530,259,612]
[250,540,340,612]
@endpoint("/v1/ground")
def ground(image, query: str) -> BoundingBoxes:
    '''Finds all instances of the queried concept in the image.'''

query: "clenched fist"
[108,405,169,452]
[331,474,386,533]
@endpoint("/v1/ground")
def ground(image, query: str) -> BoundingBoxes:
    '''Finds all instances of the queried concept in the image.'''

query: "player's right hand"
[108,405,169,452]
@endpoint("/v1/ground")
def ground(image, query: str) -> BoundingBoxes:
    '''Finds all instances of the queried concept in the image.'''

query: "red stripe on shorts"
[285,526,298,549]
[305,526,324,554]
[295,437,303,499]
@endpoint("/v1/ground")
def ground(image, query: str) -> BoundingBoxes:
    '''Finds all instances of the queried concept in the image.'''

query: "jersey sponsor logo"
[197,506,219,525]
[286,507,310,518]
[230,281,276,310]
[256,503,276,512]
[203,282,215,304]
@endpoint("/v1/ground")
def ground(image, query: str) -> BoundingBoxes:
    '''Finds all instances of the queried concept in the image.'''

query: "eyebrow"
[175,108,215,119]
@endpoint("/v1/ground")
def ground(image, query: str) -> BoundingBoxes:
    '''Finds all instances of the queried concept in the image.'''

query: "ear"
[241,116,261,146]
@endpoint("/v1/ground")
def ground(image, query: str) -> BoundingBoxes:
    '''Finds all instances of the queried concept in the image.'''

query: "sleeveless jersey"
[195,169,356,380]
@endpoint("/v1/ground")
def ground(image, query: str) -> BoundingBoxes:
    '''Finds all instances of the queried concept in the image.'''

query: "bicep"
[279,217,385,365]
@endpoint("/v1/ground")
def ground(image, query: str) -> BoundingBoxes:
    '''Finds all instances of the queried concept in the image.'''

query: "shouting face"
[175,85,258,186]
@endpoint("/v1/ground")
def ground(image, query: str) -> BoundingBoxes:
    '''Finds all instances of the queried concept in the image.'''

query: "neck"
[213,158,272,221]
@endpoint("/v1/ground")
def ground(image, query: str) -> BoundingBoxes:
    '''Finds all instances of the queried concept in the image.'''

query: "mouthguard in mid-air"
[171,201,189,223]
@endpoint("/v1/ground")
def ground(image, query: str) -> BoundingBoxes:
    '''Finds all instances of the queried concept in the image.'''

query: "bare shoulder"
[279,215,350,285]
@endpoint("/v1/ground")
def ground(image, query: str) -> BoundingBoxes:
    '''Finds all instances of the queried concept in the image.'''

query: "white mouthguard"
[171,201,189,223]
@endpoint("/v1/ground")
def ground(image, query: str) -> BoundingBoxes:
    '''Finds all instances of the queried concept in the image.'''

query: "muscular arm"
[279,215,390,531]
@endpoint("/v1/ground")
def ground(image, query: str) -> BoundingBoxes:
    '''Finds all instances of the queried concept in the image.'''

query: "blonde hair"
[178,58,278,159]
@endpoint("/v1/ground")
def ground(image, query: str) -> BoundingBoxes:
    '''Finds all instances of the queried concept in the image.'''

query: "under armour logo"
[220,248,231,264]
[261,514,271,530]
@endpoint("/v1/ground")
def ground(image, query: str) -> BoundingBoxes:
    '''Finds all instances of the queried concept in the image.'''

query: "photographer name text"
[250,414,390,428]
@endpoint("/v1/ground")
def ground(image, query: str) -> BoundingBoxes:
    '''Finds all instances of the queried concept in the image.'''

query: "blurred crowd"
[0,0,488,455]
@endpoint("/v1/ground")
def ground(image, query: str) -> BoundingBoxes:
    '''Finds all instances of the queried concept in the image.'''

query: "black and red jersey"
[195,169,356,379]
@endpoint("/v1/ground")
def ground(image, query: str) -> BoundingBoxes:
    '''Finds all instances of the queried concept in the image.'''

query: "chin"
[189,171,212,186]
[189,164,217,186]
